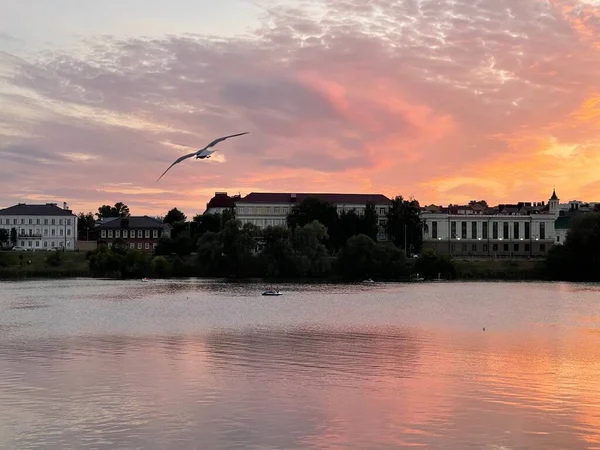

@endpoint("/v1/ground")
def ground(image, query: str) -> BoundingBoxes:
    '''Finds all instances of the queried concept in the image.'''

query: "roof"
[550,189,559,200]
[93,216,172,230]
[237,192,392,205]
[554,216,572,229]
[0,203,75,216]
[207,192,239,209]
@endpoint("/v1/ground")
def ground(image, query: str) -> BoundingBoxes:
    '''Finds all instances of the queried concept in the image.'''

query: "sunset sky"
[1,0,599,216]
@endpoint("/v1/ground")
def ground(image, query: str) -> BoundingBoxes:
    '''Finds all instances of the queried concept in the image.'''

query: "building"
[234,192,392,240]
[92,216,172,252]
[420,190,562,258]
[0,202,78,251]
[205,192,239,215]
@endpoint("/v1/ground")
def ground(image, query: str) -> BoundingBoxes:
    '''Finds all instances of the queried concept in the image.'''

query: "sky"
[1,0,599,217]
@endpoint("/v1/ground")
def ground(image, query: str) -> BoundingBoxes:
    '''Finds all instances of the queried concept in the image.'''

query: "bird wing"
[156,151,198,182]
[205,132,249,149]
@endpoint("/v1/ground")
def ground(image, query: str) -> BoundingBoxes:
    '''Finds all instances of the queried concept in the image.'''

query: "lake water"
[1,279,600,449]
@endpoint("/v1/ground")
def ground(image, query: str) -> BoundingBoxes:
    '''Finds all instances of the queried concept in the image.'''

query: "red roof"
[206,193,239,209]
[238,192,392,205]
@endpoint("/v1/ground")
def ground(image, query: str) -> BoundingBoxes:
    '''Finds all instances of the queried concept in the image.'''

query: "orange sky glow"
[0,0,599,216]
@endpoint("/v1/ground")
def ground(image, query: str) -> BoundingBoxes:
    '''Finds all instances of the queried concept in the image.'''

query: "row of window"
[2,218,72,226]
[100,229,159,239]
[446,243,547,253]
[108,242,157,250]
[431,221,550,240]
[19,240,71,248]
[236,206,389,216]
[3,228,71,237]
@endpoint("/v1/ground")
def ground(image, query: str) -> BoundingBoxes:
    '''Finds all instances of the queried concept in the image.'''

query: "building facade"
[0,203,78,251]
[234,192,392,241]
[420,191,562,258]
[92,216,172,252]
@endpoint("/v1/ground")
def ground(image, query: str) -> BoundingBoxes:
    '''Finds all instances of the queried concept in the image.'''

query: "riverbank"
[0,251,89,279]
[0,251,547,281]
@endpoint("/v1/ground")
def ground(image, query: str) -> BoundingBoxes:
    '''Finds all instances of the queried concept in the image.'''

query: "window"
[525,222,530,239]
[51,229,56,236]
[540,222,546,240]
[540,244,546,251]
[137,243,142,249]
[51,219,55,225]
[51,242,55,248]
[514,244,519,251]
[153,230,158,238]
[138,230,143,238]
[44,229,48,236]
[123,230,128,238]
[525,244,530,251]
[130,243,135,249]
[513,222,519,239]
[28,241,32,247]
[492,222,498,239]
[44,241,48,248]
[274,207,279,214]
[36,219,40,225]
[379,208,386,215]
[145,230,150,238]
[59,229,63,236]
[108,230,113,238]
[451,222,457,238]
[461,244,467,252]
[21,241,25,247]
[67,229,71,236]
[101,230,106,238]
[432,221,438,239]
[28,218,32,224]
[59,219,63,225]
[28,229,32,236]
[115,230,120,238]
[461,222,467,239]
[471,222,477,239]
[153,243,157,249]
[492,243,498,251]
[472,244,477,252]
[21,219,25,224]
[482,222,488,239]
[67,219,71,225]
[503,222,509,239]
[145,243,150,250]
[44,219,48,225]
[503,243,509,251]
[557,236,560,242]
[13,219,17,224]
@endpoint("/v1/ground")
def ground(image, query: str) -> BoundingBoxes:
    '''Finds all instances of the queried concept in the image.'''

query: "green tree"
[196,232,224,276]
[292,220,330,276]
[385,196,423,255]
[77,212,96,240]
[10,227,17,246]
[260,226,296,277]
[163,208,187,225]
[0,229,8,247]
[96,202,130,219]
[545,213,600,281]
[360,202,379,241]
[287,197,339,249]
[337,234,407,280]
[151,256,172,278]
[414,249,456,280]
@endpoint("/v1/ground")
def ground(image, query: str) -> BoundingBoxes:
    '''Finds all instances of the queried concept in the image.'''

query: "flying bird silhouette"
[157,132,249,182]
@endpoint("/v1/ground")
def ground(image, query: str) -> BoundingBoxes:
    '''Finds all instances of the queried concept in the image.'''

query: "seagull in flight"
[157,132,249,182]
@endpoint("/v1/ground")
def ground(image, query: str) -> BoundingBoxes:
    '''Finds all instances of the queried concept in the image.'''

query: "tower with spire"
[549,188,560,214]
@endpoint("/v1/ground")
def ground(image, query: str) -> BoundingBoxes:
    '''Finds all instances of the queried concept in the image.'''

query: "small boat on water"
[141,277,151,282]
[262,288,282,296]
[362,278,375,284]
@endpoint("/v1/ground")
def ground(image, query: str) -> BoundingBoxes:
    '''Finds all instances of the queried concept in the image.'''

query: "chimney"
[290,193,297,202]
[63,202,68,210]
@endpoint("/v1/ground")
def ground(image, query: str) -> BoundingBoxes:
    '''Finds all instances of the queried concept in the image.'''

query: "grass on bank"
[0,250,89,279]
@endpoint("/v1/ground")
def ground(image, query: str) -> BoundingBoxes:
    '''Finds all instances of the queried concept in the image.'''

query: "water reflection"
[1,280,600,449]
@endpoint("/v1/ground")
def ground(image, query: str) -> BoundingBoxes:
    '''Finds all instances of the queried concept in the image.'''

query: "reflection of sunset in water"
[2,279,600,449]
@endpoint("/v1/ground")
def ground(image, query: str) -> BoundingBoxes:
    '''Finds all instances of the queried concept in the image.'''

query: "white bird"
[157,132,249,182]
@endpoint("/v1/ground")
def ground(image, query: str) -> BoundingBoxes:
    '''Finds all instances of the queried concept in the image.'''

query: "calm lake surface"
[1,279,600,449]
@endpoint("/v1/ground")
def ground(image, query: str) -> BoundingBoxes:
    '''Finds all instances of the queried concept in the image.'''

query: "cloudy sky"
[1,0,599,216]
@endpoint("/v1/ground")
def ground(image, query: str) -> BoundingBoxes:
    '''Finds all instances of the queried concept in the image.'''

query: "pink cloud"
[1,0,600,216]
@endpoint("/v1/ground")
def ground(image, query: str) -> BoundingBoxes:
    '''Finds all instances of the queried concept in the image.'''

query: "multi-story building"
[0,202,78,251]
[92,216,172,252]
[420,190,562,258]
[205,192,239,215]
[234,192,392,241]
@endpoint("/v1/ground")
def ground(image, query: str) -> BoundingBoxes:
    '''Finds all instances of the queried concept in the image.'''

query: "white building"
[420,190,562,258]
[234,192,392,241]
[0,202,78,251]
